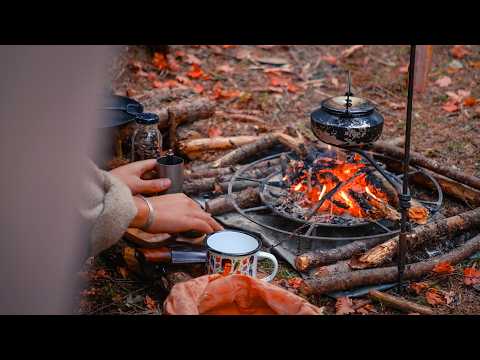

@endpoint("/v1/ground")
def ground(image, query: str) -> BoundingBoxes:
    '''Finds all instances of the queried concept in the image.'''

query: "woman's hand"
[110,159,171,195]
[131,193,223,235]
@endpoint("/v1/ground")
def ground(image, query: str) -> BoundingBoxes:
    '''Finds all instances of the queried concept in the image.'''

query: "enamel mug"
[205,230,278,282]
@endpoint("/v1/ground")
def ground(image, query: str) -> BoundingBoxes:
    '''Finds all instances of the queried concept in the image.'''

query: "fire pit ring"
[227,152,443,243]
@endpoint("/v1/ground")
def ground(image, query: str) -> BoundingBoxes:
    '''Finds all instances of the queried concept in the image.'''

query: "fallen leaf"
[166,54,181,72]
[425,288,445,305]
[442,101,459,113]
[341,45,364,58]
[469,61,480,69]
[432,262,455,274]
[408,282,429,295]
[398,65,409,74]
[450,45,470,59]
[208,126,223,138]
[145,295,157,312]
[117,267,128,279]
[287,83,300,93]
[174,50,185,58]
[435,76,452,88]
[331,77,339,88]
[152,52,169,70]
[322,55,338,66]
[152,80,178,89]
[147,72,157,82]
[192,83,204,94]
[211,82,241,100]
[335,297,355,315]
[216,63,234,73]
[222,45,236,49]
[463,266,480,286]
[187,64,204,79]
[287,277,303,289]
[463,97,477,107]
[269,75,289,87]
[356,303,378,315]
[185,54,202,65]
[457,89,471,98]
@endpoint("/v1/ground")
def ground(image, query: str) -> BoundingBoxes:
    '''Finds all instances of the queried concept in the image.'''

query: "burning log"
[168,97,216,148]
[295,237,389,271]
[300,232,480,295]
[178,136,261,154]
[371,141,480,191]
[205,187,261,216]
[211,133,279,168]
[368,290,435,315]
[350,206,480,270]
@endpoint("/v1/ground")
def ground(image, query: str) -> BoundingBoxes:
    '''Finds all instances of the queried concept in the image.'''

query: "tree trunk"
[300,233,480,295]
[350,206,480,269]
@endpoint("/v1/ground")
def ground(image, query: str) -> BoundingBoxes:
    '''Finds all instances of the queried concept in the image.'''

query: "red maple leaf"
[145,295,157,312]
[408,282,429,295]
[442,101,459,113]
[463,97,477,107]
[425,288,445,306]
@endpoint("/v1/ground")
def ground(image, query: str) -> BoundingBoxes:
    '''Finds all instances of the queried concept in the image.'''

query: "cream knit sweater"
[80,161,137,256]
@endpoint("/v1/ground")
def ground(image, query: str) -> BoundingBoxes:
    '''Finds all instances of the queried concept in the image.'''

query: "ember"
[278,149,427,224]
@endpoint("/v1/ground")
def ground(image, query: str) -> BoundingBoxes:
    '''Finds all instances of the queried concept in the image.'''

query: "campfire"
[272,147,429,226]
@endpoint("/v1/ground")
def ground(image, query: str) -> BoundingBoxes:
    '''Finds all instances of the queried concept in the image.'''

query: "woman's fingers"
[189,218,214,234]
[192,210,224,232]
[135,178,171,194]
[133,159,158,175]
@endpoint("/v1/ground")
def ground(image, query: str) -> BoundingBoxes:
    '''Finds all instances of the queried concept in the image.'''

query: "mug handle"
[257,251,278,282]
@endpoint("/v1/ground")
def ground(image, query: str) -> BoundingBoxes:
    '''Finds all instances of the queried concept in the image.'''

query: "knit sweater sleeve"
[80,161,137,256]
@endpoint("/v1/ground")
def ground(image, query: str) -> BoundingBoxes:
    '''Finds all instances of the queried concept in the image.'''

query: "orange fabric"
[163,274,323,315]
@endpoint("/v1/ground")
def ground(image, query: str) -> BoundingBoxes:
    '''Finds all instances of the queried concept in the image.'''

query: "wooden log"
[369,289,435,315]
[168,97,216,148]
[374,154,480,207]
[276,132,308,158]
[184,178,259,196]
[311,260,351,277]
[350,207,480,270]
[371,141,480,191]
[211,133,279,168]
[300,233,480,295]
[413,45,433,94]
[178,135,261,153]
[295,236,389,271]
[185,166,237,180]
[205,187,260,216]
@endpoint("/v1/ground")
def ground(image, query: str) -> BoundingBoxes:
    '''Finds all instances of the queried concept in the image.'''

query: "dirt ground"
[78,45,480,315]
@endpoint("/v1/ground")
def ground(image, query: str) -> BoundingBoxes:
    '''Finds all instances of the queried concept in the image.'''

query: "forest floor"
[78,45,480,315]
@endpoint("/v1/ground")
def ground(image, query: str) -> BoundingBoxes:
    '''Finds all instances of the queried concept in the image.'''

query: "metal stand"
[398,45,417,285]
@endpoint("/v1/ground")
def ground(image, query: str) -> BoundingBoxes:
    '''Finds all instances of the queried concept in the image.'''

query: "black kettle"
[310,73,384,147]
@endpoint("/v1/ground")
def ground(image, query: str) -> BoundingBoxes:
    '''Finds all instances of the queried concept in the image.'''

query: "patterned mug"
[205,230,278,282]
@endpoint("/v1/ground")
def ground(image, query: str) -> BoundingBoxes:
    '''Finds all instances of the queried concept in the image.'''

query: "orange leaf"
[469,61,480,69]
[442,101,459,113]
[152,80,178,89]
[335,296,355,315]
[322,55,338,65]
[211,82,241,100]
[269,75,289,87]
[187,64,204,79]
[222,45,236,49]
[287,83,300,93]
[174,50,185,58]
[145,295,157,312]
[450,45,470,59]
[408,282,429,295]
[425,288,445,306]
[208,126,223,138]
[432,262,455,274]
[152,52,169,70]
[463,266,480,286]
[463,97,477,107]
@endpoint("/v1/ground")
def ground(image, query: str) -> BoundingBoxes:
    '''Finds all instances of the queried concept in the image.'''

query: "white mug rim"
[205,230,262,257]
